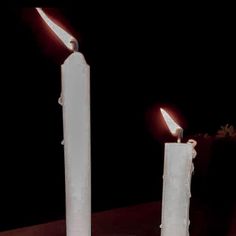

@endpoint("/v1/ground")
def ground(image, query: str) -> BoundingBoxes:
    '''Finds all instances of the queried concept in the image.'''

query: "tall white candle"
[36,8,91,236]
[61,52,91,236]
[160,108,196,236]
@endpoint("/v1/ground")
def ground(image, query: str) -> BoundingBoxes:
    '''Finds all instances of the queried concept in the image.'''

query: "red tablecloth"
[1,201,236,236]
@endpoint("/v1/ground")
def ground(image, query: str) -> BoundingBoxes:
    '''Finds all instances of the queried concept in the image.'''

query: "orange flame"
[36,8,76,51]
[160,108,182,136]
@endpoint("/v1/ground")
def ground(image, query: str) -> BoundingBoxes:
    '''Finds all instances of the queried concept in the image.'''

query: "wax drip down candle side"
[160,108,197,236]
[36,8,91,236]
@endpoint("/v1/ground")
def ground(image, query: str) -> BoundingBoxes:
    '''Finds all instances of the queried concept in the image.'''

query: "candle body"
[161,143,194,236]
[61,52,91,236]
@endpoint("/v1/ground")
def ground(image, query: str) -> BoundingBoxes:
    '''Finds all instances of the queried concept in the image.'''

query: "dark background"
[0,5,235,231]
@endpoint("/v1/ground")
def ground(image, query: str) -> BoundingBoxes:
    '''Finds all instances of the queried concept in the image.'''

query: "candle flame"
[160,108,182,136]
[36,8,77,51]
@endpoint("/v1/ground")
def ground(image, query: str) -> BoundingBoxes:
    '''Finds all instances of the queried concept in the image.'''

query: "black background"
[0,4,235,231]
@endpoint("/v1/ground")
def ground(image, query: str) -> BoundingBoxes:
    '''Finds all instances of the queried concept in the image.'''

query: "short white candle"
[36,8,91,236]
[160,108,196,236]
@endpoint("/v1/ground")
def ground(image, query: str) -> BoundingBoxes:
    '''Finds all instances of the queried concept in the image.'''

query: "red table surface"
[0,201,236,236]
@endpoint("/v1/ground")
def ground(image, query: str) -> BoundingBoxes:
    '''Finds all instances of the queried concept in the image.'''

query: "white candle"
[160,108,196,236]
[61,51,91,236]
[36,8,91,236]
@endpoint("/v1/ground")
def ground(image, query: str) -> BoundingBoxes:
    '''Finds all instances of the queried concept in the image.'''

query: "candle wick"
[176,128,183,143]
[70,38,79,52]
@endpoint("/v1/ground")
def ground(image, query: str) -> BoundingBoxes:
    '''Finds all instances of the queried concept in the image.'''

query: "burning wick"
[36,7,78,52]
[70,38,79,52]
[160,108,183,143]
[176,128,183,143]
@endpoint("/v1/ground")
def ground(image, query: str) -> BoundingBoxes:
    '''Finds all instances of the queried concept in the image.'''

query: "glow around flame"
[160,108,182,135]
[36,8,76,51]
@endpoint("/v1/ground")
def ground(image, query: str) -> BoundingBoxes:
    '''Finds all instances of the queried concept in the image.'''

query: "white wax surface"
[161,143,193,236]
[61,52,91,236]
